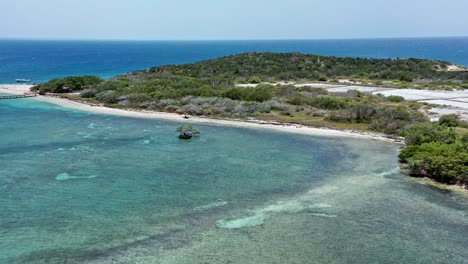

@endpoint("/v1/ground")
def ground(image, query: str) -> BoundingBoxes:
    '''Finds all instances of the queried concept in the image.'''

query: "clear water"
[1,37,468,84]
[0,98,467,263]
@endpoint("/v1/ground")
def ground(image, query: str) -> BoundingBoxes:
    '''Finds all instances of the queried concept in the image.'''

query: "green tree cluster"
[399,121,468,186]
[32,76,103,94]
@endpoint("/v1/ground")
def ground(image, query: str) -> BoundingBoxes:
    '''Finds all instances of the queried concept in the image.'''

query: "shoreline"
[0,84,403,144]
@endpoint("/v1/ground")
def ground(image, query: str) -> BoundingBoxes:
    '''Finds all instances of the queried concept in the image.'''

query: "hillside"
[144,52,466,81]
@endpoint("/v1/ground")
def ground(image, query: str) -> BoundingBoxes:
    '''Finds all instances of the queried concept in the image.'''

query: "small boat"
[16,78,31,83]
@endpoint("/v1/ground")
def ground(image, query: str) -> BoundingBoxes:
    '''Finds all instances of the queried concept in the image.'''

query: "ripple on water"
[55,173,98,181]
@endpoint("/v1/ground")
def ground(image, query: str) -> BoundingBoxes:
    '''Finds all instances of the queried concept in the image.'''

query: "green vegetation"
[31,76,103,94]
[146,52,467,84]
[177,125,200,140]
[31,52,468,187]
[176,125,200,134]
[399,118,467,186]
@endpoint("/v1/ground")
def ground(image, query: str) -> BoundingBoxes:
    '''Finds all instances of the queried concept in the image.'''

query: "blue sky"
[1,0,468,40]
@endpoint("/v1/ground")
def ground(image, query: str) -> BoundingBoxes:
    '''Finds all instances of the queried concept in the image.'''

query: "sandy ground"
[0,85,398,143]
[0,84,34,94]
[444,65,468,72]
[426,107,468,122]
[420,99,468,109]
[0,83,402,143]
[236,82,339,88]
[2,83,465,137]
[320,85,468,121]
[327,86,388,93]
[375,89,468,101]
[34,96,401,143]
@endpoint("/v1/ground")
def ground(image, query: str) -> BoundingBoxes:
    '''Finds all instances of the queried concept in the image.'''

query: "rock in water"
[178,131,193,140]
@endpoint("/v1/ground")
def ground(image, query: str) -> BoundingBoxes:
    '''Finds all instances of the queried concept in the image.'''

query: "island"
[30,52,468,188]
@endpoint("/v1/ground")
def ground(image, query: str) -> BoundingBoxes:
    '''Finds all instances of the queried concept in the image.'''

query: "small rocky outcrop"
[178,131,193,139]
[177,125,200,140]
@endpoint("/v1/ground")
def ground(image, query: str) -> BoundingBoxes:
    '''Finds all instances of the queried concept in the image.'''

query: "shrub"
[222,87,245,100]
[80,89,97,98]
[33,76,103,93]
[245,86,272,102]
[397,71,414,82]
[404,123,457,146]
[439,114,460,127]
[386,95,405,103]
[310,96,349,110]
[318,76,328,82]
[165,105,180,112]
[287,95,309,105]
[399,122,468,186]
[281,106,292,116]
[127,93,153,104]
[177,125,200,134]
[182,104,203,115]
[96,90,118,104]
[247,76,262,84]
[400,142,467,184]
[462,132,468,143]
[277,85,297,96]
[369,106,428,135]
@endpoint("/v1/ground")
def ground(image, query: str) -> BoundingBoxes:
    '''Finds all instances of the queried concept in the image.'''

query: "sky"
[1,0,468,40]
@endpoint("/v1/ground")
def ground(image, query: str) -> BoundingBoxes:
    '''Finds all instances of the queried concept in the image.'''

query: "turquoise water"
[1,37,468,83]
[0,98,467,263]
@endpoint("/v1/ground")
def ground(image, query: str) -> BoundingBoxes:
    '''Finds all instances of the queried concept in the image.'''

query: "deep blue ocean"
[1,37,467,84]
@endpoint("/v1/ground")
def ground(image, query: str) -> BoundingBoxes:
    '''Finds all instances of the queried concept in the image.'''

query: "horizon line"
[1,35,468,42]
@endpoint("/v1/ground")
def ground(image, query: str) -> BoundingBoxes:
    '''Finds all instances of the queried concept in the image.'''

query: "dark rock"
[178,131,193,140]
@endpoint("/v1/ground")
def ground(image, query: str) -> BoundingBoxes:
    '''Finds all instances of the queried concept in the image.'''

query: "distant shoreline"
[0,84,403,144]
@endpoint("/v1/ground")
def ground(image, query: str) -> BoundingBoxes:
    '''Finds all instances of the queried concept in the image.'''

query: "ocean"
[1,38,468,263]
[1,37,468,84]
[1,98,467,263]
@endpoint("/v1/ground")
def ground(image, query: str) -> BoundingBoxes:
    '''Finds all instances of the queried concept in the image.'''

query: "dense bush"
[386,95,405,103]
[399,123,468,186]
[327,102,378,123]
[80,89,97,98]
[369,106,428,134]
[247,76,262,84]
[245,86,273,102]
[96,90,118,104]
[32,76,103,93]
[220,86,272,102]
[149,52,466,82]
[404,123,457,145]
[438,114,461,127]
[310,96,349,110]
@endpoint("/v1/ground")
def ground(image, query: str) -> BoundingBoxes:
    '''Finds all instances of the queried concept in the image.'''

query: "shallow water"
[0,98,467,263]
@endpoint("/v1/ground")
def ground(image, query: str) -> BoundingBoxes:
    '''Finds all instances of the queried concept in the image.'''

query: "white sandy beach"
[0,84,33,94]
[39,96,401,143]
[0,84,401,143]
